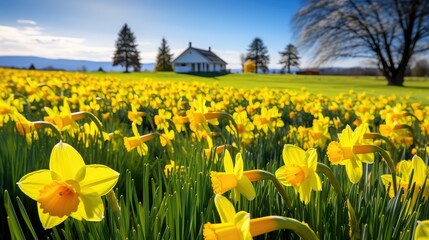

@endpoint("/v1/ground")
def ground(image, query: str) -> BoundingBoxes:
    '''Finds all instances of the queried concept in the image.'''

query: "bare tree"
[279,44,300,73]
[240,53,246,73]
[294,0,429,86]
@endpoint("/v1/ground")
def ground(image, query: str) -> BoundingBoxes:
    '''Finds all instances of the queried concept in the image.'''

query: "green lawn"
[88,71,429,104]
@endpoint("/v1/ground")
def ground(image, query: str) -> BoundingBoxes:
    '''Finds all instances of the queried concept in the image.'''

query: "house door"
[192,64,195,72]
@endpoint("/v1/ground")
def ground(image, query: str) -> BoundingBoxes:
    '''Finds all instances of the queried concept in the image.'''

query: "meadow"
[2,68,429,239]
[88,71,429,104]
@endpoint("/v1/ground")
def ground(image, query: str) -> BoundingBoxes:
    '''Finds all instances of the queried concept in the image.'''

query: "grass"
[88,71,429,104]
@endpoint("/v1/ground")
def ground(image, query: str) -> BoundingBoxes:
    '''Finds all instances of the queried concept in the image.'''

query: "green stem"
[209,112,241,149]
[394,124,422,147]
[347,199,361,240]
[243,170,292,210]
[363,133,397,151]
[72,111,104,141]
[316,163,344,201]
[250,216,318,240]
[33,121,63,140]
[353,145,397,195]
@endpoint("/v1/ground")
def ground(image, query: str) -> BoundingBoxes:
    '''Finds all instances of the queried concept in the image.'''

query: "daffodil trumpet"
[316,163,344,200]
[353,144,398,195]
[210,150,256,201]
[243,170,291,210]
[249,216,318,240]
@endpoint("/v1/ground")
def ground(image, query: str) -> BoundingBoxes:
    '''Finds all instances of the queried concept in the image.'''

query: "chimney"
[189,42,192,48]
[209,46,211,52]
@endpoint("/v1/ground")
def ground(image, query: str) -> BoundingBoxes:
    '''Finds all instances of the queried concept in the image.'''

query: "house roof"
[173,45,227,65]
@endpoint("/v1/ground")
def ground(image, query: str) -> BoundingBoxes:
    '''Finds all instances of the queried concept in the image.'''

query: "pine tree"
[246,38,270,74]
[279,44,300,74]
[112,24,141,73]
[155,38,173,71]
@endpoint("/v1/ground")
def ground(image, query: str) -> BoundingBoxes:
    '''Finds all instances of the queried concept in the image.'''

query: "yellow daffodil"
[127,103,145,125]
[123,123,156,156]
[327,124,374,184]
[0,96,16,127]
[381,155,429,199]
[210,150,256,201]
[415,220,429,240]
[17,142,119,229]
[78,122,110,148]
[275,144,322,204]
[163,160,184,177]
[309,113,330,148]
[187,95,219,136]
[226,111,255,145]
[172,115,189,133]
[154,109,172,130]
[13,111,38,143]
[204,195,318,240]
[44,100,79,132]
[252,106,284,135]
[203,194,252,240]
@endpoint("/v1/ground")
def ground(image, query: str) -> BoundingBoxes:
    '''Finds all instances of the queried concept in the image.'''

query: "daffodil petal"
[308,172,322,191]
[132,122,140,137]
[71,192,104,221]
[80,165,119,196]
[214,194,236,223]
[17,170,51,200]
[340,125,353,146]
[234,153,244,179]
[234,211,251,240]
[37,202,68,229]
[352,123,367,143]
[413,155,427,186]
[298,181,312,204]
[50,142,85,180]
[306,148,318,171]
[283,144,305,165]
[275,166,292,186]
[415,220,429,240]
[345,158,363,184]
[236,176,256,200]
[224,150,234,173]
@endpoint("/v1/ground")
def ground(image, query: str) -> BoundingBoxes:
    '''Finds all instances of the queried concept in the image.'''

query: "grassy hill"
[87,71,429,104]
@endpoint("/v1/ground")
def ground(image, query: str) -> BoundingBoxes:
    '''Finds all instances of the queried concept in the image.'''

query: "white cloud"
[0,22,113,61]
[17,19,37,25]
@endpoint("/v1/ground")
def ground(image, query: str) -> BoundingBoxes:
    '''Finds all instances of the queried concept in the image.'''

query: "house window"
[180,63,186,67]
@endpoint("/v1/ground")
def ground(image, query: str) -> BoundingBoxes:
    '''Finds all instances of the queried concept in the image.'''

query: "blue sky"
[0,0,360,69]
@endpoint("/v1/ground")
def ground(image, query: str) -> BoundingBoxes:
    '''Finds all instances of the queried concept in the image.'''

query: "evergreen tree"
[112,24,141,73]
[155,38,173,71]
[279,44,300,74]
[246,38,270,73]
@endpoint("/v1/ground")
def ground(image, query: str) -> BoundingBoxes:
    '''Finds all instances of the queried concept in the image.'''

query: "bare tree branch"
[294,0,429,86]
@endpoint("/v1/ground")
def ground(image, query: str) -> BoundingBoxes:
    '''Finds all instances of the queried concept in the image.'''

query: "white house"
[172,42,227,73]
